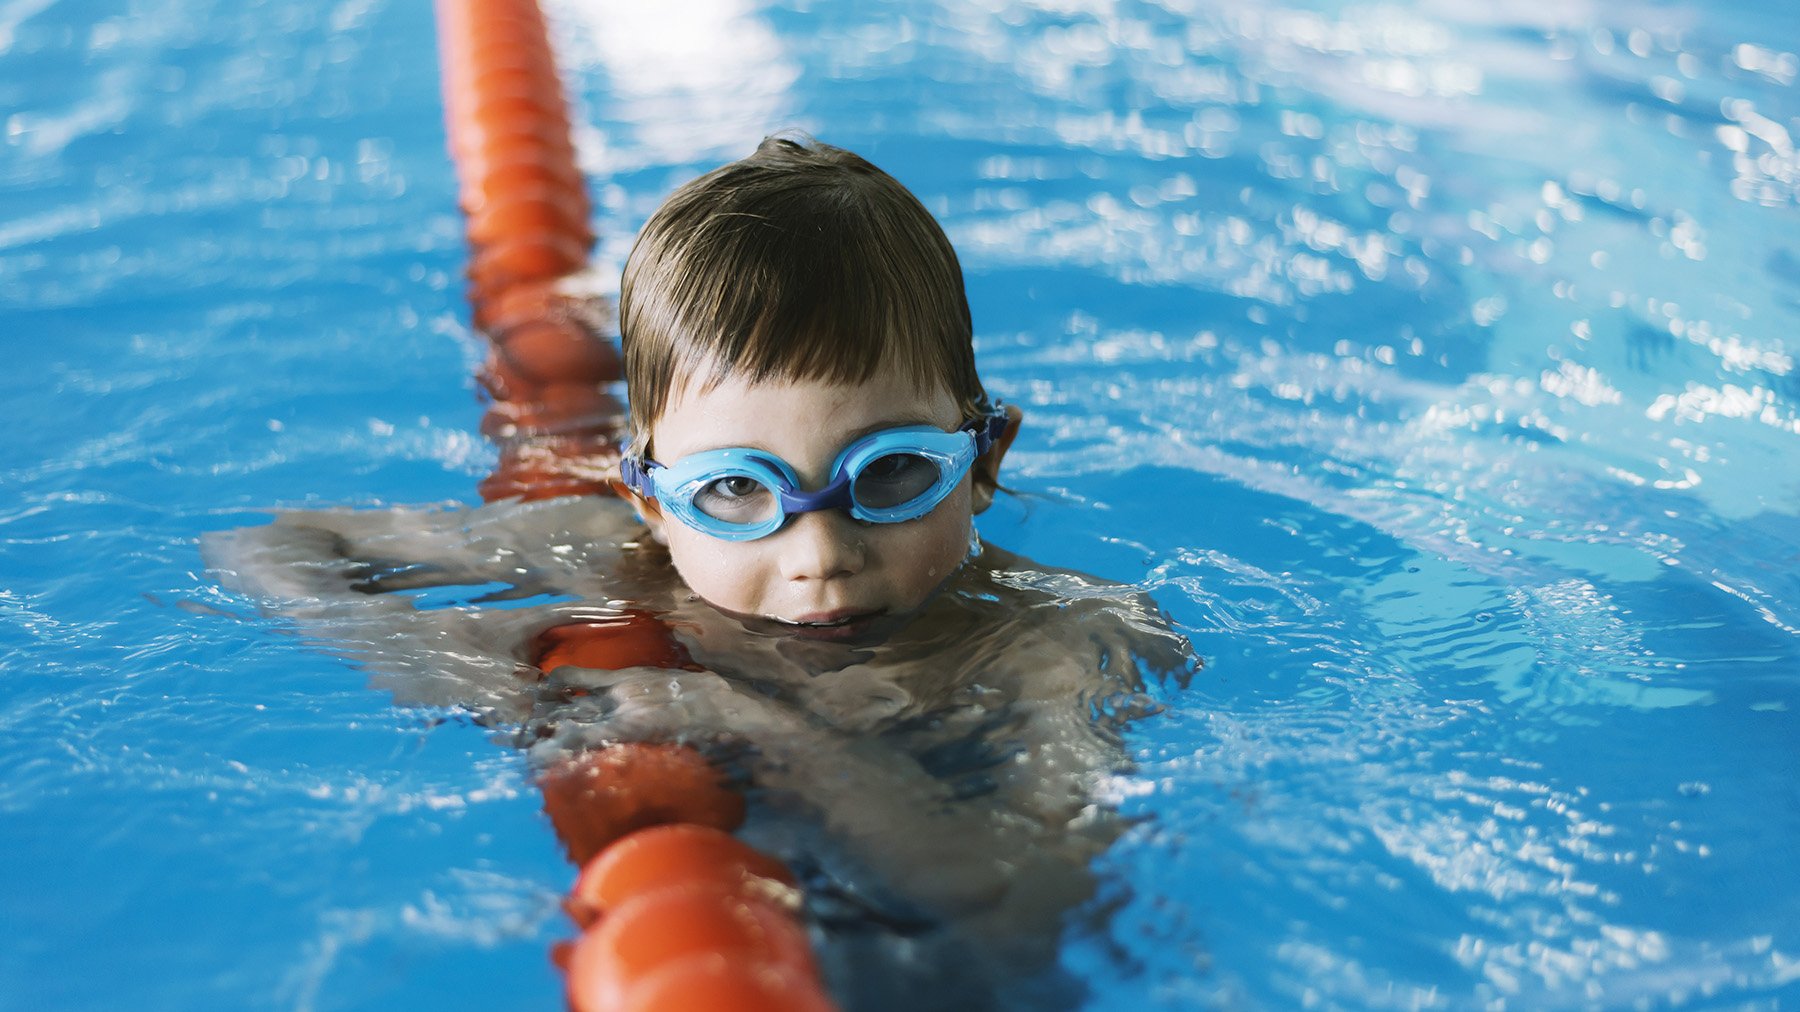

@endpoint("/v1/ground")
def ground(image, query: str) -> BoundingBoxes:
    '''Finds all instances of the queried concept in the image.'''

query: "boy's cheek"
[662,528,750,604]
[898,500,977,596]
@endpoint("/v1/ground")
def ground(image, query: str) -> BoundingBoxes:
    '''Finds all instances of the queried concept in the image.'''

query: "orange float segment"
[466,28,557,73]
[534,611,701,674]
[531,379,615,424]
[475,276,580,331]
[538,744,747,866]
[477,349,535,402]
[566,823,799,927]
[548,937,576,973]
[478,379,616,438]
[463,0,558,43]
[463,154,588,217]
[564,884,821,1012]
[498,318,621,385]
[468,232,590,298]
[467,192,593,250]
[617,955,839,1012]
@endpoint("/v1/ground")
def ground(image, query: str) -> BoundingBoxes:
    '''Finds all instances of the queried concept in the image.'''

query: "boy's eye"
[711,475,762,498]
[692,474,775,523]
[852,453,941,508]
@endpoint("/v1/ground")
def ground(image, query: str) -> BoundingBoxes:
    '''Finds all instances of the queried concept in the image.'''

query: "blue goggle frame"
[621,405,1008,542]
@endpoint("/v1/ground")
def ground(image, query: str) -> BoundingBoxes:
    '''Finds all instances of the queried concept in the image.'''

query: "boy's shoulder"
[974,542,1144,599]
[971,543,1179,634]
[955,542,1195,696]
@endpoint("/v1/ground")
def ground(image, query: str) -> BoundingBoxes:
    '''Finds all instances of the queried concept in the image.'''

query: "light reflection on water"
[2,0,1798,1007]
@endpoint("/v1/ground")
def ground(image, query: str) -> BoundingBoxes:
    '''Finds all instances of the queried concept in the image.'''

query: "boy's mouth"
[777,608,888,641]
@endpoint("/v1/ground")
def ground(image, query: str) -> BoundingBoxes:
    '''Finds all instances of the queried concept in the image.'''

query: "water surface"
[2,0,1797,1008]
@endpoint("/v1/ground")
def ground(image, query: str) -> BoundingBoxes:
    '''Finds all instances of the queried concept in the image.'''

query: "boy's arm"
[965,548,1198,829]
[529,660,1088,926]
[200,498,645,721]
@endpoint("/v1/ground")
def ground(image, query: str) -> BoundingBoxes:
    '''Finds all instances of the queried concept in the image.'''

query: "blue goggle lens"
[849,451,943,510]
[691,473,781,525]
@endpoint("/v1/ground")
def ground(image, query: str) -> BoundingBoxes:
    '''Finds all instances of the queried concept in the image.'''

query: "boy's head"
[620,134,988,451]
[616,135,1020,637]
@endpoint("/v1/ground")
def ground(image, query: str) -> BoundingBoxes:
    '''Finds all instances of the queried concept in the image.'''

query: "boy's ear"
[971,403,1023,514]
[612,479,670,545]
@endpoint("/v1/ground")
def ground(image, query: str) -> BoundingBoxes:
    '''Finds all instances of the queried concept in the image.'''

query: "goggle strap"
[968,404,1009,455]
[619,454,656,497]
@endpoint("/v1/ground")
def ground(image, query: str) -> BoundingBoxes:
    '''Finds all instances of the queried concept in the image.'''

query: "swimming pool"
[3,0,1797,1007]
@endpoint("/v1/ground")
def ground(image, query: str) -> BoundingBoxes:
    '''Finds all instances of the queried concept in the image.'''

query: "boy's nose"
[776,510,866,582]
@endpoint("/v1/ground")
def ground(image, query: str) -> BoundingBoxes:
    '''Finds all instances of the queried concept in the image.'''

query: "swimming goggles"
[620,405,1009,542]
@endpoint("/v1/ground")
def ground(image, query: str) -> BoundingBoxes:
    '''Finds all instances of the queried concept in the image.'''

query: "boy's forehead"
[650,369,961,455]
[668,364,958,414]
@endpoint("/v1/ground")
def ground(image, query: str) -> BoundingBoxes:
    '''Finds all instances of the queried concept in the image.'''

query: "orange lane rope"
[534,620,837,1012]
[431,2,839,1008]
[436,0,621,503]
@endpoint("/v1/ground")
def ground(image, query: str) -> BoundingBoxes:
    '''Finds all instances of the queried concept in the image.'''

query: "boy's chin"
[704,601,908,647]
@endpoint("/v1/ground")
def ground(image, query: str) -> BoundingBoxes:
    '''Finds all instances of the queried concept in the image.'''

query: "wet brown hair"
[619,134,989,455]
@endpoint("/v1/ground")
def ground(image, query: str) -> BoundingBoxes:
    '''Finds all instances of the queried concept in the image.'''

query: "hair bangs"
[621,136,988,452]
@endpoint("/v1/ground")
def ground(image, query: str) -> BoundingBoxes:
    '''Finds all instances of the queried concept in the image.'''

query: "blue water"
[4,0,1798,1008]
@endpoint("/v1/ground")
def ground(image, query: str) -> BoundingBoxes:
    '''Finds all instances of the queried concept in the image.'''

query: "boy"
[207,135,1191,1009]
[613,134,1018,645]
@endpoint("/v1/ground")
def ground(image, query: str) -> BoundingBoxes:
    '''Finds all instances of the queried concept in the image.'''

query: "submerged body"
[205,494,1191,1008]
[204,132,1198,1011]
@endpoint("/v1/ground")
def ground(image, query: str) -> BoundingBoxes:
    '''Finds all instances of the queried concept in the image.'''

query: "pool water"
[4,0,1798,1008]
